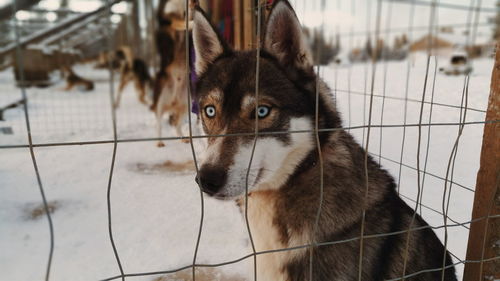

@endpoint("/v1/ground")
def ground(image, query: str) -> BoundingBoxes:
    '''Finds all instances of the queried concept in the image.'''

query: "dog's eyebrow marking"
[242,96,256,109]
[208,89,223,101]
[202,88,223,105]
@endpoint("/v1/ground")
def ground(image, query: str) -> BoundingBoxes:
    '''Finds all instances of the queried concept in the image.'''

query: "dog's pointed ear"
[192,7,228,75]
[264,0,313,71]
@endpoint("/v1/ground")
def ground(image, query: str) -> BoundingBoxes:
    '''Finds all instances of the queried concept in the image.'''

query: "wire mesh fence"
[1,0,499,281]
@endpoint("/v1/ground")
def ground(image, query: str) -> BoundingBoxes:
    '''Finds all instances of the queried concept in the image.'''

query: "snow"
[0,56,494,281]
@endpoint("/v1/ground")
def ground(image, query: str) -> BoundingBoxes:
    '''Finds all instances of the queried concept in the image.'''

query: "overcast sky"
[3,0,497,48]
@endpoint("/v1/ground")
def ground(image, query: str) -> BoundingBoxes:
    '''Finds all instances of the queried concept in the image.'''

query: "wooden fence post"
[243,0,254,49]
[463,43,500,281]
[233,0,243,50]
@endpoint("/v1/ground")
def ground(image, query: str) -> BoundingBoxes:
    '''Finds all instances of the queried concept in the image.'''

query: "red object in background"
[222,0,233,44]
[209,0,233,45]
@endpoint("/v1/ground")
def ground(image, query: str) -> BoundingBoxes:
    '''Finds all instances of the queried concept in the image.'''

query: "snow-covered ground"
[0,55,494,281]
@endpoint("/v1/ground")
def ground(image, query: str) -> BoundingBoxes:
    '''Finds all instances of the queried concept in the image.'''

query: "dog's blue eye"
[205,106,216,118]
[257,106,271,118]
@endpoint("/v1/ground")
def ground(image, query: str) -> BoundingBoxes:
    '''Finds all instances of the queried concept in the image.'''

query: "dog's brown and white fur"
[192,1,457,280]
[112,47,153,109]
[151,0,196,147]
[61,66,94,92]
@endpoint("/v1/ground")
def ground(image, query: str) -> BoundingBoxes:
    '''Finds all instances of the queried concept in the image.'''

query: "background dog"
[113,46,153,109]
[151,0,196,147]
[192,1,457,280]
[61,66,94,92]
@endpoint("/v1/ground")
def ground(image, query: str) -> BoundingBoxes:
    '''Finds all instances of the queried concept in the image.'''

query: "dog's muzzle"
[195,165,227,197]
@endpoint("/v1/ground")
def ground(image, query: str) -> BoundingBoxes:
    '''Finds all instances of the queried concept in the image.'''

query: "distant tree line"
[303,27,412,65]
[349,34,409,63]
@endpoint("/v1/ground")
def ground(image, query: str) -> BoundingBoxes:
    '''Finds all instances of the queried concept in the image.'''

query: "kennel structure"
[0,0,499,281]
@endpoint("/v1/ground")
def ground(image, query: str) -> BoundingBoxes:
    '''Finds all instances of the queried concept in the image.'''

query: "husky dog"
[113,47,153,109]
[192,1,457,280]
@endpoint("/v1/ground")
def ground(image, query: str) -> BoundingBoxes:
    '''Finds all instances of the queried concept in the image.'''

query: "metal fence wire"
[1,0,499,281]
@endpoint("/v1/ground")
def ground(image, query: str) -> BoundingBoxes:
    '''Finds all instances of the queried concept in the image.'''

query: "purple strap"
[189,36,199,115]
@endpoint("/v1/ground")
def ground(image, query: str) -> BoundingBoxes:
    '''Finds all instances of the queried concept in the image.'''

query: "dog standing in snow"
[192,1,457,280]
[151,0,196,147]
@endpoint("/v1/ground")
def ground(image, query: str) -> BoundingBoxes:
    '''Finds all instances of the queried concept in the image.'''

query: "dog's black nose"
[196,165,227,196]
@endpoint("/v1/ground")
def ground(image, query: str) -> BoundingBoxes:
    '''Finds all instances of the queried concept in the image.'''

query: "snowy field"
[0,55,494,281]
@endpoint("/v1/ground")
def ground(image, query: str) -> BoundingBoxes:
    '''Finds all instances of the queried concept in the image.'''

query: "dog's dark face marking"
[198,52,315,137]
[193,2,340,199]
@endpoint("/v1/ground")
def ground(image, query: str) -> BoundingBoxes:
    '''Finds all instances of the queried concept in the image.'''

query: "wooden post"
[243,0,253,49]
[463,43,500,281]
[233,0,242,50]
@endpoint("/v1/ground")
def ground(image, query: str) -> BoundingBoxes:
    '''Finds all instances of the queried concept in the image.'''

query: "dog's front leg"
[156,107,166,147]
[114,75,129,109]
